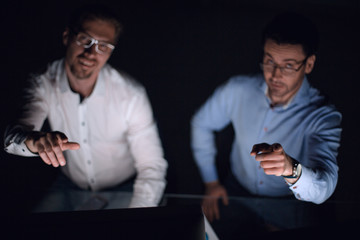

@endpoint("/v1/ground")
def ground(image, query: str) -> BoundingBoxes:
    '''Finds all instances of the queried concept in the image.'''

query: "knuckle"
[36,145,45,153]
[52,145,62,152]
[45,132,53,139]
[45,146,53,153]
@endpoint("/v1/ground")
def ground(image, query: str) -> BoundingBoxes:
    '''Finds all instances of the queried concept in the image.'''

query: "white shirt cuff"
[5,139,38,157]
[287,165,314,201]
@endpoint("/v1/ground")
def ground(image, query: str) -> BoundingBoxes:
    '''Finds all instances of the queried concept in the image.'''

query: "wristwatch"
[282,159,302,179]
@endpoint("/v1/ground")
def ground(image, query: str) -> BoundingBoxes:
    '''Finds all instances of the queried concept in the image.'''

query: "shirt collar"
[58,59,106,97]
[261,75,311,110]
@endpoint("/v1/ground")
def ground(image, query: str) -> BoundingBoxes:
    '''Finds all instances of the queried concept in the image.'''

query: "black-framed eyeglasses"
[260,57,308,76]
[74,32,115,55]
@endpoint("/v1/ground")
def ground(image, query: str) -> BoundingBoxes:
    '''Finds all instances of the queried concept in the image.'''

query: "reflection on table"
[28,190,360,239]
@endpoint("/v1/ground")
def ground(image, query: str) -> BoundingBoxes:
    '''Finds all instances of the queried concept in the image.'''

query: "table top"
[164,193,360,239]
[5,190,360,240]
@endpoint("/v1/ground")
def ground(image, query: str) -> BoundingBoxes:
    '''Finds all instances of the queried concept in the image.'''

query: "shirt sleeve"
[4,134,38,157]
[190,80,234,183]
[288,108,342,204]
[4,76,49,157]
[125,88,168,208]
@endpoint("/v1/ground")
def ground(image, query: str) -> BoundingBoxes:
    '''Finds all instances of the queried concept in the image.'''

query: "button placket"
[79,101,96,189]
[255,107,275,194]
[257,108,274,141]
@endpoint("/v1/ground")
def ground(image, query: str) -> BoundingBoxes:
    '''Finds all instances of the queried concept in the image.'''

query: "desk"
[164,194,360,239]
[7,190,360,239]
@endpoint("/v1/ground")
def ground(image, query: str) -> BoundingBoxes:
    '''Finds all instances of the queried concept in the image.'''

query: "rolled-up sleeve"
[4,76,48,157]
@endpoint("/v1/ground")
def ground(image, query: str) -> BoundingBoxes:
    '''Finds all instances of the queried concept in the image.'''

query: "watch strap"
[282,159,301,179]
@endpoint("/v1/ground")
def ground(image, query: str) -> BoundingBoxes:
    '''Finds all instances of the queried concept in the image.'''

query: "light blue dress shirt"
[191,74,342,204]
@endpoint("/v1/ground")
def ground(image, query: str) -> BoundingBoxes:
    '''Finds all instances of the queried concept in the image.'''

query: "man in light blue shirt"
[191,12,342,222]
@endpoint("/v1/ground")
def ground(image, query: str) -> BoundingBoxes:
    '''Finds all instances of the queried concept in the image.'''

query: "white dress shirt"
[4,59,168,208]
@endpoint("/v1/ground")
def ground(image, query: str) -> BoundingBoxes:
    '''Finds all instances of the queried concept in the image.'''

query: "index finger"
[254,151,284,162]
[62,142,80,151]
[52,142,80,166]
[53,132,80,151]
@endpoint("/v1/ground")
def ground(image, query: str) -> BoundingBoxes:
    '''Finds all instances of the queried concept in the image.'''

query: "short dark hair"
[261,12,318,57]
[67,4,123,43]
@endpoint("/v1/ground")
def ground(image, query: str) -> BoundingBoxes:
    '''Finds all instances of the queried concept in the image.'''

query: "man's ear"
[304,54,316,74]
[63,28,70,46]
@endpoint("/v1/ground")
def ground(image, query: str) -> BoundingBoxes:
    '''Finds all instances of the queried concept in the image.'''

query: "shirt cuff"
[129,194,157,208]
[199,164,218,183]
[287,165,313,201]
[4,139,38,157]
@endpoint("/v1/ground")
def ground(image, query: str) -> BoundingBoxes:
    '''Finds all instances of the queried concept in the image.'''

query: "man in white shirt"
[4,4,167,209]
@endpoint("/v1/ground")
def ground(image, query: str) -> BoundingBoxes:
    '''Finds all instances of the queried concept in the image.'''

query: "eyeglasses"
[75,32,115,55]
[260,58,307,76]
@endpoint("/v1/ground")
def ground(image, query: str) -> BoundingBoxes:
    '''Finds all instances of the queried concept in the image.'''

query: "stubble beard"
[70,64,94,80]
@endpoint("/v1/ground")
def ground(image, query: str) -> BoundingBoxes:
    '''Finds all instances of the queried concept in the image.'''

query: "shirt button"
[81,122,85,126]
[264,127,268,132]
[83,139,87,143]
[259,181,263,185]
[87,160,91,165]
[90,179,95,184]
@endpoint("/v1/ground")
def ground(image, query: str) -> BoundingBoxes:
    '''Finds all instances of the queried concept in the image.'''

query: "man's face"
[262,39,315,105]
[63,19,116,80]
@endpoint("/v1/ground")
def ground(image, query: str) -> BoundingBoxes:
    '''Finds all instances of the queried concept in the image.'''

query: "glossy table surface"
[22,189,360,239]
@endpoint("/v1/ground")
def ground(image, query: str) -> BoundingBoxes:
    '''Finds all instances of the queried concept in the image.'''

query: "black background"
[1,0,359,213]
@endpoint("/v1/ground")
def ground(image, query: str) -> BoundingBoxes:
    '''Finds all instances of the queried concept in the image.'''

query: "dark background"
[1,0,359,213]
